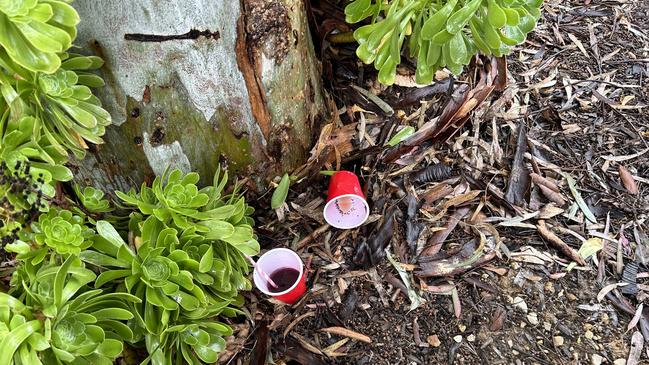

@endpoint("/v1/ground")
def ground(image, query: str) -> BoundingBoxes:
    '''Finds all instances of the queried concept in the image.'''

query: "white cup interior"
[323,194,369,229]
[253,248,303,296]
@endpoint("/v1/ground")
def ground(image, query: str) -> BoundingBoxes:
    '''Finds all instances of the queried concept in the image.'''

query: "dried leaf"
[627,304,644,332]
[353,209,396,267]
[578,238,604,261]
[563,173,597,223]
[451,287,462,319]
[422,207,471,256]
[539,204,565,219]
[510,246,556,265]
[417,235,497,277]
[423,284,455,294]
[619,165,639,195]
[323,338,349,357]
[421,182,454,204]
[490,307,506,331]
[567,33,589,58]
[291,333,323,354]
[283,311,316,338]
[320,327,372,343]
[596,283,627,302]
[627,331,644,365]
[386,249,426,311]
[538,185,566,206]
[602,148,649,162]
[505,122,529,206]
[537,220,586,266]
[351,84,394,116]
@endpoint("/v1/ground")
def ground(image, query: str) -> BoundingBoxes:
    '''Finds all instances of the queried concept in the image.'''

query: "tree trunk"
[70,0,325,193]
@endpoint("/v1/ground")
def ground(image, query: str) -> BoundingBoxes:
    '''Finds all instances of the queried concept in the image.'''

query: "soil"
[226,0,649,364]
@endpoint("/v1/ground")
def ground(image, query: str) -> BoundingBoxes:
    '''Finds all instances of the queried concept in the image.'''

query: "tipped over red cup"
[253,248,307,304]
[323,171,369,229]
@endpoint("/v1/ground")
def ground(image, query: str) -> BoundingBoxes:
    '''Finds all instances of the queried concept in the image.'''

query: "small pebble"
[567,293,578,301]
[427,335,441,347]
[553,336,565,347]
[512,296,528,313]
[453,335,463,343]
[544,281,555,293]
[613,360,626,365]
[507,339,514,347]
[591,354,603,365]
[527,312,539,326]
[458,324,466,332]
[543,321,552,331]
[584,330,594,340]
[467,334,476,342]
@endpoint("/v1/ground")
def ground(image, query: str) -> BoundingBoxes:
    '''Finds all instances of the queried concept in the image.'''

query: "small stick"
[246,256,279,289]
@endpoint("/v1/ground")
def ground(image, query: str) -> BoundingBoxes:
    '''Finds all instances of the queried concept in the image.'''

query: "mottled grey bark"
[70,0,325,193]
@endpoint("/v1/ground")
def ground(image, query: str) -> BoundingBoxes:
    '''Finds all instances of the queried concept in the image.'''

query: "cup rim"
[253,248,304,297]
[323,193,370,229]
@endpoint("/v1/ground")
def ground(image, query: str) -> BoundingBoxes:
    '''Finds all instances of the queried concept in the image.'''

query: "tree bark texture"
[70,0,325,192]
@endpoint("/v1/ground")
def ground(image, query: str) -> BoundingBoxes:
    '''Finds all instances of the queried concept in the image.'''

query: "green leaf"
[95,338,123,358]
[0,15,60,73]
[504,7,521,25]
[194,335,225,363]
[98,320,134,341]
[421,0,458,39]
[199,245,214,273]
[95,270,131,288]
[29,161,72,181]
[446,0,482,34]
[80,251,130,268]
[198,220,234,240]
[487,0,508,28]
[54,255,75,309]
[344,0,371,23]
[386,126,415,146]
[92,308,133,321]
[271,173,290,209]
[96,220,127,248]
[0,320,41,365]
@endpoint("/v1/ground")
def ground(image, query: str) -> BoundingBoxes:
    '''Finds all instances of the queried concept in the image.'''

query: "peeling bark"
[71,0,325,193]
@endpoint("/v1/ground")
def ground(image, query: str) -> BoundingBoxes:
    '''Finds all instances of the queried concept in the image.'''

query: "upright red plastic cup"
[323,171,369,229]
[253,248,306,304]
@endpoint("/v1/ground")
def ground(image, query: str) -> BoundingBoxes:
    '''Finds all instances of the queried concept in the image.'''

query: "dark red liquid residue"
[268,267,300,293]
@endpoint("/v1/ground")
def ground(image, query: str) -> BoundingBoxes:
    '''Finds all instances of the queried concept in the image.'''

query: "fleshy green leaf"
[271,173,290,209]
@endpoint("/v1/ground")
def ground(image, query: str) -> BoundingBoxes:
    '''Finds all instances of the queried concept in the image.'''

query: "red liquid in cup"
[268,267,300,293]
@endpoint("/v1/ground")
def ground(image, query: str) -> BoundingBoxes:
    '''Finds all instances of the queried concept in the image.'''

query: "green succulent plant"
[73,185,111,213]
[0,0,110,197]
[70,168,258,364]
[17,54,112,159]
[32,208,94,256]
[0,116,72,244]
[146,319,232,365]
[0,0,79,74]
[345,0,543,85]
[117,167,259,256]
[1,256,140,365]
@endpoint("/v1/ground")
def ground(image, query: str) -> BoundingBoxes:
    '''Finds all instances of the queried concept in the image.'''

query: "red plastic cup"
[323,171,369,229]
[252,248,306,304]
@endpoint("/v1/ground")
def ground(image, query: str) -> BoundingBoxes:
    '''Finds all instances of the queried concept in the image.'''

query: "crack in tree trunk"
[124,29,221,42]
